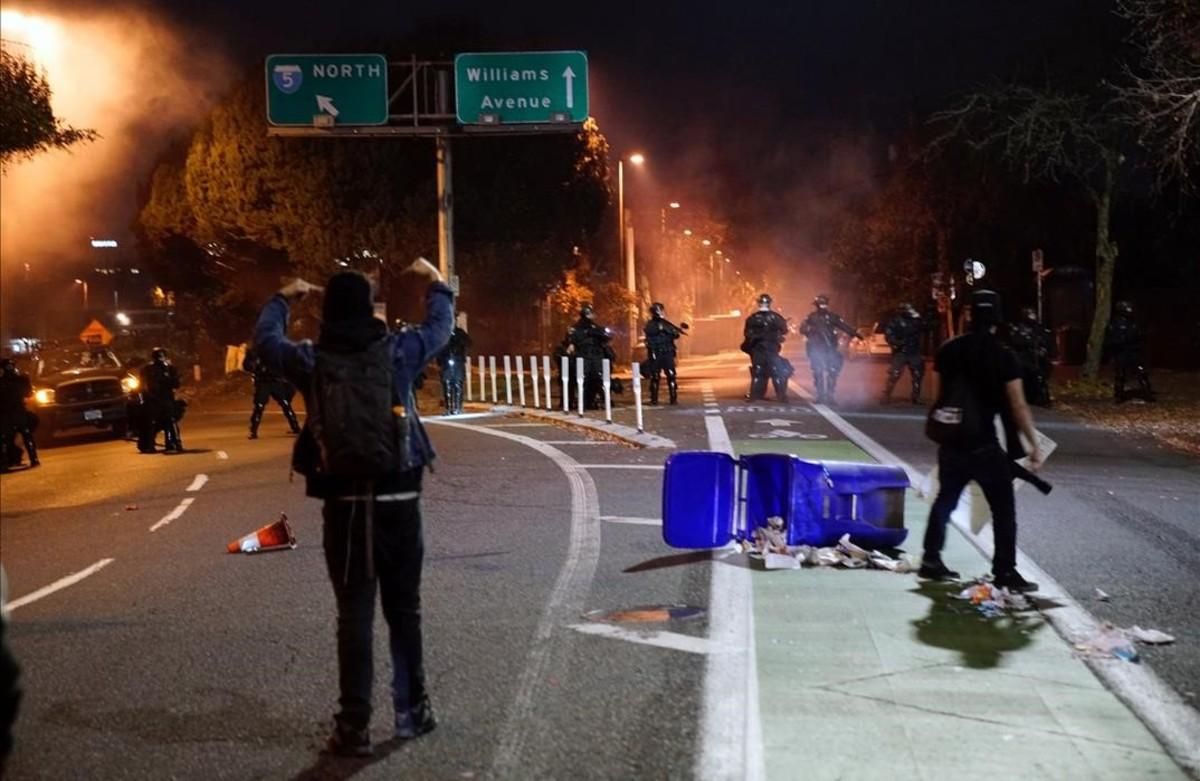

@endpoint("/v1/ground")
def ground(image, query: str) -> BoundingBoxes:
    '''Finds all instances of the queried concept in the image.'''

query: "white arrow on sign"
[757,419,796,427]
[563,66,576,109]
[316,95,340,117]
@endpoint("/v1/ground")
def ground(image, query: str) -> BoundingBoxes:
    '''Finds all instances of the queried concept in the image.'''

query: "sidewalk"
[474,352,1193,779]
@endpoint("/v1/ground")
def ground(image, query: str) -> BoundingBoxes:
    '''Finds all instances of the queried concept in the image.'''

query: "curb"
[485,405,677,449]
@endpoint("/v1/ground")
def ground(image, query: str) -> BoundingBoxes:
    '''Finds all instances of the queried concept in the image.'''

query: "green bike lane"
[685,363,1188,780]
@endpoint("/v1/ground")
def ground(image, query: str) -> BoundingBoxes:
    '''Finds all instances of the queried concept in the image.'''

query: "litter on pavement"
[743,524,918,573]
[1075,623,1177,662]
[1094,587,1111,601]
[953,582,1033,618]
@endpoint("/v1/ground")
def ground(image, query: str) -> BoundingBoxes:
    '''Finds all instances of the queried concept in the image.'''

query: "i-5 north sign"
[455,51,589,125]
[266,53,389,127]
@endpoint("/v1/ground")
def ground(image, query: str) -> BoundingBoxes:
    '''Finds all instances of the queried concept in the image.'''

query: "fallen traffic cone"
[227,513,297,554]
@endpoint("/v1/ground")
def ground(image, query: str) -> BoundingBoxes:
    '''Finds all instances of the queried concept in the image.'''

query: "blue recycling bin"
[662,451,908,550]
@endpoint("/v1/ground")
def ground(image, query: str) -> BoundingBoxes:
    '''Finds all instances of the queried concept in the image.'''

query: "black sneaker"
[323,725,372,757]
[917,561,961,581]
[993,570,1039,593]
[395,697,437,740]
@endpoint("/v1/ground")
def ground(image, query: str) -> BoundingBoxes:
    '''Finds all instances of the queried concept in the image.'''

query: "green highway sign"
[454,51,589,125]
[266,53,389,127]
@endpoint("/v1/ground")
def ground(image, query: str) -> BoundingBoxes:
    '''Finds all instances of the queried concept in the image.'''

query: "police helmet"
[814,294,830,308]
[1115,300,1133,316]
[151,347,167,361]
[757,293,772,309]
[650,302,665,318]
[1021,307,1038,323]
[1,357,15,374]
[581,304,595,319]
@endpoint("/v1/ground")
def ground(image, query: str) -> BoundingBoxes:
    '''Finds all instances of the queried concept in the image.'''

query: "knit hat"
[322,271,374,324]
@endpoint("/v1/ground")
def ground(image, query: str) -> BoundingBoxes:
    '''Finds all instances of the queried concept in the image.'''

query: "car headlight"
[121,375,140,393]
[34,388,55,406]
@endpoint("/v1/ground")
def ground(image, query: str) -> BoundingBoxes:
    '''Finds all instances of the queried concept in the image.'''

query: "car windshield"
[36,350,123,377]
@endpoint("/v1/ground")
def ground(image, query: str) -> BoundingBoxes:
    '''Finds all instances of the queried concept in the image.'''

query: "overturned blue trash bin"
[662,451,909,550]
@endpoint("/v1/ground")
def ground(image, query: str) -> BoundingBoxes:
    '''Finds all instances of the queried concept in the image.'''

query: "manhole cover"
[584,604,706,624]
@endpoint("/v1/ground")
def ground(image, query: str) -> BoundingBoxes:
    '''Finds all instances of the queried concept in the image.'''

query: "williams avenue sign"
[266,54,389,127]
[454,51,589,125]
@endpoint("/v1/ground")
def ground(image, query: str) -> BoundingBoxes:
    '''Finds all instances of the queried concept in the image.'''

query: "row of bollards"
[463,355,645,433]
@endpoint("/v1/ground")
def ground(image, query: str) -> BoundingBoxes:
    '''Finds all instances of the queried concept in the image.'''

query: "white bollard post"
[465,355,473,401]
[561,355,570,413]
[489,356,498,403]
[516,356,527,407]
[544,356,553,410]
[478,356,486,404]
[632,361,644,433]
[602,359,613,424]
[529,355,540,408]
[503,355,513,405]
[576,357,585,417]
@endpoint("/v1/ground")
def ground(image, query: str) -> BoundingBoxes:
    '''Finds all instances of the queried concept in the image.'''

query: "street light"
[618,152,646,360]
[74,278,89,310]
[668,201,681,209]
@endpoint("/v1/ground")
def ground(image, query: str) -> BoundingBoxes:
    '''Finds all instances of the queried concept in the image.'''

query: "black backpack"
[303,337,413,480]
[925,370,986,448]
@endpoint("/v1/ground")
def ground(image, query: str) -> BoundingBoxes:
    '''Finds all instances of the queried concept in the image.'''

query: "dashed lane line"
[4,559,115,613]
[600,515,660,526]
[186,474,209,492]
[149,497,195,533]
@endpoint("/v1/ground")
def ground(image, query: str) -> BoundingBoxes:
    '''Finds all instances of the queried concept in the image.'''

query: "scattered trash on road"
[1076,623,1140,662]
[743,527,917,573]
[124,504,139,511]
[953,582,1033,617]
[1094,588,1111,602]
[226,513,296,554]
[1128,626,1176,645]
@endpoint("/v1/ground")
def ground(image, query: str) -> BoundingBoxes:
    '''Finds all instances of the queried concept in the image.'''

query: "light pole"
[617,152,645,360]
[74,278,89,310]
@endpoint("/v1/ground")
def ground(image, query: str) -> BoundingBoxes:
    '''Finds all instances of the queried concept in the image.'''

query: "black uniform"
[568,315,613,410]
[437,327,471,415]
[0,361,38,471]
[742,309,790,402]
[800,305,858,405]
[244,348,301,438]
[883,309,929,404]
[1008,311,1055,406]
[644,313,684,405]
[138,356,182,453]
[1105,305,1155,403]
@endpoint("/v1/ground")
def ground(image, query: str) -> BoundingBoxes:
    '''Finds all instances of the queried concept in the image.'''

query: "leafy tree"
[0,46,96,168]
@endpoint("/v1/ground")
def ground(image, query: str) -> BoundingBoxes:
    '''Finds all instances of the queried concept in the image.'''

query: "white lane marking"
[427,419,602,777]
[568,623,721,655]
[808,399,1200,776]
[577,464,664,471]
[149,498,195,533]
[600,515,660,526]
[539,440,617,446]
[216,451,229,460]
[5,559,115,613]
[700,390,765,781]
[486,422,551,428]
[186,474,209,492]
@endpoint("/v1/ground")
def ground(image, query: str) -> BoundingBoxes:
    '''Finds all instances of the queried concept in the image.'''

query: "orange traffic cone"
[227,513,297,554]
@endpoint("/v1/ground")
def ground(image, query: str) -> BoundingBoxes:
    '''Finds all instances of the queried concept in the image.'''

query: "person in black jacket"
[567,304,612,410]
[138,348,182,453]
[800,294,860,405]
[742,293,791,402]
[1104,301,1155,404]
[882,303,929,404]
[437,323,471,415]
[244,347,301,439]
[0,359,38,471]
[1007,307,1055,407]
[255,261,453,756]
[643,302,686,405]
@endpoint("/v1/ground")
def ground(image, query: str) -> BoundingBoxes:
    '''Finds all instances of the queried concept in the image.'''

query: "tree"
[1114,0,1200,190]
[931,85,1123,377]
[0,46,96,168]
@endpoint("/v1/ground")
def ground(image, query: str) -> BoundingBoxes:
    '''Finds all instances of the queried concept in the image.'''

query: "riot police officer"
[1105,301,1155,404]
[243,347,301,438]
[1008,307,1055,406]
[0,358,38,471]
[437,324,471,415]
[138,348,183,453]
[882,303,929,404]
[567,304,613,410]
[742,293,791,402]
[800,294,861,405]
[644,302,686,405]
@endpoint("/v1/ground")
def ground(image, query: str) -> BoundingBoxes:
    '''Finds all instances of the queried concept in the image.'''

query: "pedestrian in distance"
[437,317,471,415]
[920,289,1044,593]
[741,293,791,403]
[0,358,39,472]
[243,347,302,439]
[137,348,182,454]
[254,258,453,757]
[568,304,612,411]
[1007,307,1055,407]
[1104,301,1155,404]
[643,302,687,405]
[799,294,861,405]
[882,303,930,405]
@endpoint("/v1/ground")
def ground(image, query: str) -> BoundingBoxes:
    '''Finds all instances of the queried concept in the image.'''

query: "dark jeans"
[322,493,427,732]
[923,445,1017,575]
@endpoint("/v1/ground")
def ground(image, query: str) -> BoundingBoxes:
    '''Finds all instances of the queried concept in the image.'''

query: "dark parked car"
[29,349,140,440]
